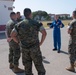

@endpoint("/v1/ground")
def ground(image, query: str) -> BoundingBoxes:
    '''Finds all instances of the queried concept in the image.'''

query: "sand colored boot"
[66,64,75,72]
[9,63,14,69]
[13,66,24,73]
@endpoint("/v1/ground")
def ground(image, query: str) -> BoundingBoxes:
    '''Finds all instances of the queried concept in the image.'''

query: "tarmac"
[0,27,76,75]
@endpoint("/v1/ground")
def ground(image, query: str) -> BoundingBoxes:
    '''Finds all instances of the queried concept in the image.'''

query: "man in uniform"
[16,12,23,22]
[11,8,47,75]
[49,15,64,53]
[6,12,24,73]
[66,10,76,72]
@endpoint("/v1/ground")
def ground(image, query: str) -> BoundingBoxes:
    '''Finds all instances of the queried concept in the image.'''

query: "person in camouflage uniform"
[16,12,23,22]
[66,10,76,72]
[11,8,47,75]
[6,12,24,73]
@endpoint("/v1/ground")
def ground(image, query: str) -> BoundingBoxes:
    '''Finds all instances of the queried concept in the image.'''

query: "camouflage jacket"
[6,19,17,37]
[14,18,43,48]
[70,19,76,37]
[69,19,76,44]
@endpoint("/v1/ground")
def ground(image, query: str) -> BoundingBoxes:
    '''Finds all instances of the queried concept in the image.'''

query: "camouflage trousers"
[68,39,76,64]
[21,44,46,75]
[8,40,21,66]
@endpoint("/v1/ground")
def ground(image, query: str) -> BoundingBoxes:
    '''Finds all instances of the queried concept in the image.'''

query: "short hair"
[10,12,16,17]
[73,10,76,16]
[16,12,20,14]
[24,8,31,18]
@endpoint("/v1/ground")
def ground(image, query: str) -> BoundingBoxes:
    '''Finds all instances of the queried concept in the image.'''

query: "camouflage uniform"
[68,19,76,65]
[13,19,46,75]
[6,19,21,66]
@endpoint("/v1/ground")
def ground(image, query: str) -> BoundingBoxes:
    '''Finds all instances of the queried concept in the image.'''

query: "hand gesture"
[7,38,12,42]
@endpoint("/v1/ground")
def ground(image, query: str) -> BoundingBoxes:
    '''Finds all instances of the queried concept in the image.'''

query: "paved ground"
[0,27,76,75]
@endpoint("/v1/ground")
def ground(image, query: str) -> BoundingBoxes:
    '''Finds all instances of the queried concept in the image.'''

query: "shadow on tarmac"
[60,50,69,55]
[66,70,76,73]
[43,60,50,64]
[42,56,50,64]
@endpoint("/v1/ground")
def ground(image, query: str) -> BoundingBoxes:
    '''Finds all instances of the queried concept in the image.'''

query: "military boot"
[13,66,24,73]
[9,63,14,69]
[66,64,75,72]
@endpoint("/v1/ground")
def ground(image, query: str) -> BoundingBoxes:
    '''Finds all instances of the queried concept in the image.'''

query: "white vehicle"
[0,0,15,32]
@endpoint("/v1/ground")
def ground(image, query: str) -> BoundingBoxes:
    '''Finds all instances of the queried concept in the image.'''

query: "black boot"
[53,48,57,51]
[57,50,60,53]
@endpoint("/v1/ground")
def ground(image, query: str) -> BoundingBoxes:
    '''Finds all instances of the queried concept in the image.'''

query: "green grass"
[41,20,71,27]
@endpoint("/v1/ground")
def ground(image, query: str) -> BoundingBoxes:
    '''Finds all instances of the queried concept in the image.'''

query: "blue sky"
[13,0,76,16]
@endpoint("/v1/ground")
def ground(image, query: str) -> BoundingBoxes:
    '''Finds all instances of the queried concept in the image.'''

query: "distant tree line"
[32,11,50,21]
